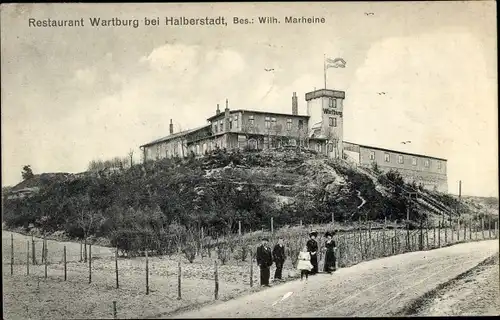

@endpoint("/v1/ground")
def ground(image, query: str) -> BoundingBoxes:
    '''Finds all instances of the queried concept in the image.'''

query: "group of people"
[256,230,337,286]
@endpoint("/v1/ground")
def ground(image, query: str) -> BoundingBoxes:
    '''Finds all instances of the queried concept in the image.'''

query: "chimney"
[224,99,230,131]
[292,92,298,115]
[169,119,174,135]
[216,104,220,115]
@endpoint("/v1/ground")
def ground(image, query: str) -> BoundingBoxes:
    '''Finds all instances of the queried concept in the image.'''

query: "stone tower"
[305,89,346,159]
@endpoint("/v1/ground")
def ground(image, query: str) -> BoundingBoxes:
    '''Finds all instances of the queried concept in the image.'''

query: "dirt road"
[415,253,499,316]
[169,240,499,318]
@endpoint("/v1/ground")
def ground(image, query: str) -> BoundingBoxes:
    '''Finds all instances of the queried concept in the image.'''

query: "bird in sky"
[264,68,274,72]
[401,141,412,144]
[377,92,386,95]
[365,12,375,16]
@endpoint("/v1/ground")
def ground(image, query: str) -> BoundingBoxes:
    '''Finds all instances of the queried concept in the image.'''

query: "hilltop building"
[140,88,448,192]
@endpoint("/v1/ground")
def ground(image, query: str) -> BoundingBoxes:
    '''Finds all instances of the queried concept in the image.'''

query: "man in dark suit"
[256,238,273,287]
[306,231,319,275]
[272,237,286,281]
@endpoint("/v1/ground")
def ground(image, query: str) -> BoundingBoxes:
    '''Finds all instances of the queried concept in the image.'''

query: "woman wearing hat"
[323,231,337,274]
[306,231,319,275]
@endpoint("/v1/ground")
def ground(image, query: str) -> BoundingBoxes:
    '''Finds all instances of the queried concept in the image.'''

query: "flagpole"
[323,53,327,89]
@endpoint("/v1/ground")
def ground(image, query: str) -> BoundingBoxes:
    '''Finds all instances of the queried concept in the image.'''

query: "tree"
[21,165,35,180]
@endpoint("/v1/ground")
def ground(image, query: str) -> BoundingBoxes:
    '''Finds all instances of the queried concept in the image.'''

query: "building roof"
[140,124,210,148]
[206,109,309,121]
[343,140,447,161]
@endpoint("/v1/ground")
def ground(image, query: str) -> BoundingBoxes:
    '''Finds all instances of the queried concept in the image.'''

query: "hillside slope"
[3,148,495,252]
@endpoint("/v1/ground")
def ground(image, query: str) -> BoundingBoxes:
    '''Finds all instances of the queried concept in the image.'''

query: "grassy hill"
[2,148,496,256]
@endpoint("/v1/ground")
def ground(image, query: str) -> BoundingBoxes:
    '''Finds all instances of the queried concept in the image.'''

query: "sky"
[1,2,497,197]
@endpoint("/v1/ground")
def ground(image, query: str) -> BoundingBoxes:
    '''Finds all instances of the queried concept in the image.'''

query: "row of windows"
[370,151,442,169]
[216,115,305,132]
[213,115,240,133]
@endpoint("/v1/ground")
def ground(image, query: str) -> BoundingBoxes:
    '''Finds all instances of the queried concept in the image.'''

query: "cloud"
[345,29,497,196]
[73,67,97,86]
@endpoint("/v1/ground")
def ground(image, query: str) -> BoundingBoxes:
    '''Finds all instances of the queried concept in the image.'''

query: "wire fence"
[3,215,499,319]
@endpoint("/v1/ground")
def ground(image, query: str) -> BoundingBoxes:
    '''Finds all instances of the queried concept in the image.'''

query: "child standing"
[297,245,313,280]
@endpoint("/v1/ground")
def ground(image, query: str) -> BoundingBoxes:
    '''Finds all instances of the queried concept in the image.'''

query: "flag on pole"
[326,57,347,69]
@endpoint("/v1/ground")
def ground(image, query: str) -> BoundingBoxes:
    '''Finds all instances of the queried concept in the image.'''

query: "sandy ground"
[170,240,499,318]
[417,254,499,316]
[2,231,290,319]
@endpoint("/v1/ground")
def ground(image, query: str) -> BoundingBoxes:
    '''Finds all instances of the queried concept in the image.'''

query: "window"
[233,115,239,129]
[329,98,336,108]
[219,120,223,131]
[156,145,160,159]
[328,143,333,152]
[229,119,232,130]
[289,139,297,146]
[384,152,390,162]
[369,151,375,160]
[398,155,404,164]
[248,115,254,126]
[213,123,217,133]
[298,120,304,130]
[329,117,337,127]
[412,157,417,166]
[265,117,271,129]
[424,159,430,167]
[437,161,442,169]
[271,117,276,128]
[287,119,292,131]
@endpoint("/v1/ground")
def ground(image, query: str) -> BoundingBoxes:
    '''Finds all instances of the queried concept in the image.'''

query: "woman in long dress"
[323,231,337,274]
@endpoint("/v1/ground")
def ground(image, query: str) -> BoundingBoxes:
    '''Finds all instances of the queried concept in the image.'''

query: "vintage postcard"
[1,2,498,319]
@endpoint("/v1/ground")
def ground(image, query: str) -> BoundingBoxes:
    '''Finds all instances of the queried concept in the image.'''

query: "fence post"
[489,218,492,239]
[80,241,83,262]
[113,301,117,319]
[145,250,149,295]
[358,219,363,260]
[469,219,472,240]
[88,243,92,284]
[457,220,461,241]
[443,223,448,244]
[433,224,436,248]
[42,236,45,264]
[250,248,254,287]
[84,238,88,263]
[406,221,410,252]
[10,234,14,276]
[238,221,242,237]
[26,240,30,275]
[271,217,274,234]
[463,220,466,241]
[419,220,424,250]
[32,238,36,265]
[426,222,429,249]
[115,247,119,289]
[177,251,182,300]
[299,220,302,227]
[332,212,335,225]
[481,218,485,239]
[64,245,67,281]
[368,222,372,259]
[393,228,397,254]
[438,222,441,247]
[382,217,387,256]
[214,260,219,300]
[451,220,454,243]
[44,239,48,279]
